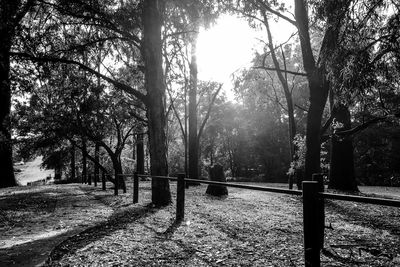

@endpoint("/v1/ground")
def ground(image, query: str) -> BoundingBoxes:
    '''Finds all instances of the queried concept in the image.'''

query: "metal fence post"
[312,173,325,249]
[102,171,106,191]
[303,181,320,267]
[114,174,118,196]
[133,172,139,203]
[176,173,185,222]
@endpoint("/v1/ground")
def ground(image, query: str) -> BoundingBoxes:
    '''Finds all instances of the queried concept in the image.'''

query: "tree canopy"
[1,0,400,199]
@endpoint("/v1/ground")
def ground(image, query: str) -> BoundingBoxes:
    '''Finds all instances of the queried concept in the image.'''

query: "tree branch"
[254,66,307,76]
[197,84,223,144]
[335,117,388,137]
[255,0,297,26]
[68,137,111,178]
[295,103,308,112]
[10,52,148,104]
[320,115,334,136]
[166,86,186,144]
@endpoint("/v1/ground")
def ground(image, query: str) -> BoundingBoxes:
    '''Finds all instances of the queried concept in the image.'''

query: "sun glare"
[197,15,258,83]
[197,14,296,100]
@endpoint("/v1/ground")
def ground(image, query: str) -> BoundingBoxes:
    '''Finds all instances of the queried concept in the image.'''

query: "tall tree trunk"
[54,166,62,180]
[0,40,16,188]
[142,0,171,206]
[0,2,19,188]
[304,75,329,181]
[329,104,358,191]
[184,81,188,176]
[94,143,99,182]
[295,0,349,183]
[263,15,297,161]
[82,137,87,183]
[111,155,125,190]
[136,132,144,174]
[94,41,101,184]
[70,144,76,180]
[295,0,328,182]
[188,20,200,181]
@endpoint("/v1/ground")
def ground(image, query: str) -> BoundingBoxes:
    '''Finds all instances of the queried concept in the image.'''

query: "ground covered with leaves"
[1,182,400,266]
[48,182,400,266]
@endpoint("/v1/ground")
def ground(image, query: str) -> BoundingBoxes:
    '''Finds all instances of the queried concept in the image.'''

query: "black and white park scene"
[1,0,400,266]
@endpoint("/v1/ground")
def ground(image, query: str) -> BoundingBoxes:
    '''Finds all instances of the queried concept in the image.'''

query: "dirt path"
[0,184,113,266]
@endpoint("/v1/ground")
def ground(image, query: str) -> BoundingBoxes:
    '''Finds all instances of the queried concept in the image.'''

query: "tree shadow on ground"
[45,203,159,265]
[0,228,82,267]
[0,191,57,212]
[157,219,183,239]
[325,200,400,236]
[0,191,58,230]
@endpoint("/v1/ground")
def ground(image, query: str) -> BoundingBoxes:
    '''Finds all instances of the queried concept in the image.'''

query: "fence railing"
[86,172,400,267]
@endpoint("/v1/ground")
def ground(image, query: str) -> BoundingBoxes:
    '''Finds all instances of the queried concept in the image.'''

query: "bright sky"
[197,14,296,100]
[197,15,258,83]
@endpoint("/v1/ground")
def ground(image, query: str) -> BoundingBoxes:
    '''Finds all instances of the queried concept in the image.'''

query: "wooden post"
[185,173,189,189]
[114,174,118,196]
[102,171,106,191]
[176,173,185,222]
[94,171,97,187]
[302,181,320,267]
[133,172,139,203]
[312,173,325,249]
[122,176,127,194]
[88,173,92,185]
[288,174,294,189]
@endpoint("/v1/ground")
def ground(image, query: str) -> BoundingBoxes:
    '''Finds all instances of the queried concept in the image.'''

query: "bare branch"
[255,0,297,26]
[295,103,308,112]
[68,137,111,177]
[166,86,186,143]
[197,84,223,143]
[320,115,334,136]
[254,66,307,76]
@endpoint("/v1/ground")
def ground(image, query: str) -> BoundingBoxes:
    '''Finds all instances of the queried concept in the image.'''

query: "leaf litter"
[1,182,400,266]
[46,182,400,266]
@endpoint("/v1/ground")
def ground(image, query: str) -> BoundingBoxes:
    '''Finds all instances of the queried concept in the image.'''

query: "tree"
[334,1,399,190]
[9,0,172,204]
[12,60,139,190]
[0,0,35,188]
[166,0,219,180]
[292,0,351,183]
[70,142,76,180]
[188,14,200,181]
[231,1,307,183]
[142,0,171,206]
[232,76,292,181]
[163,1,220,179]
[328,104,357,190]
